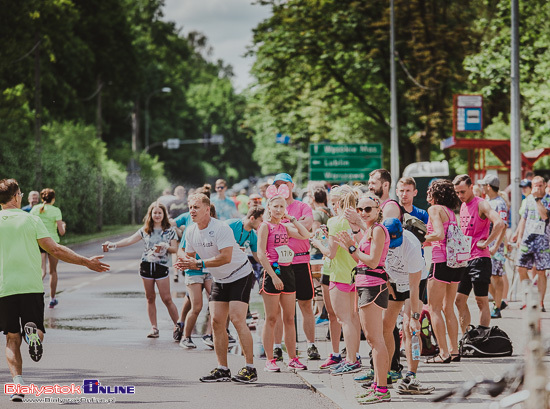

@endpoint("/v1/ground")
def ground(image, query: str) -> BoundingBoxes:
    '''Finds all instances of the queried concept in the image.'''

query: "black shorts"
[259,265,296,295]
[457,257,492,297]
[293,263,314,301]
[429,262,465,284]
[210,273,255,303]
[320,273,330,286]
[357,284,388,309]
[139,261,169,280]
[0,293,46,335]
[389,278,428,302]
[40,246,47,254]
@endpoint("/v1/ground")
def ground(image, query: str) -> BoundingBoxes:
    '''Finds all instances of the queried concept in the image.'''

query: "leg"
[359,303,388,387]
[321,283,341,353]
[491,275,504,310]
[48,254,59,300]
[273,311,283,345]
[330,288,360,363]
[536,270,547,306]
[443,283,460,354]
[297,299,315,344]
[6,333,23,378]
[229,301,254,365]
[454,293,470,335]
[41,253,47,280]
[427,279,450,358]
[382,301,404,373]
[402,300,419,374]
[280,293,297,359]
[178,295,191,324]
[142,278,157,329]
[204,279,213,335]
[476,295,491,327]
[262,293,281,361]
[210,301,230,367]
[155,278,179,324]
[183,284,204,338]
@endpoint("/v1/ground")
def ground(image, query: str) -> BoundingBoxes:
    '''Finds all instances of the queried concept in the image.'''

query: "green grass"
[60,224,141,246]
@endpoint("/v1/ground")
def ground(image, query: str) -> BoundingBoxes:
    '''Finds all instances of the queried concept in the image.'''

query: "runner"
[257,184,310,372]
[271,173,320,361]
[478,175,509,319]
[423,179,462,363]
[511,175,550,311]
[103,201,180,339]
[30,189,66,309]
[335,194,391,404]
[21,191,39,212]
[212,179,240,221]
[175,193,257,383]
[453,175,506,333]
[396,177,429,224]
[0,178,109,402]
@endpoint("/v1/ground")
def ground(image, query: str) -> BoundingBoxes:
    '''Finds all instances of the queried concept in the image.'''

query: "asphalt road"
[0,236,337,409]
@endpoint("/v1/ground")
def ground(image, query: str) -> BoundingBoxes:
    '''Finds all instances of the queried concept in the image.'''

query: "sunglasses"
[356,206,379,213]
[215,186,225,190]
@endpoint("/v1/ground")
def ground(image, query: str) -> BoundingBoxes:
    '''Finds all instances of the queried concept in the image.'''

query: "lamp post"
[145,87,171,151]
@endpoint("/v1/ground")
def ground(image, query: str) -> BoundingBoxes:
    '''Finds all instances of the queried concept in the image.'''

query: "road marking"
[63,262,139,293]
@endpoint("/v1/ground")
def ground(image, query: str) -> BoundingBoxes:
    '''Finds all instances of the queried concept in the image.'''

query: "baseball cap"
[273,173,293,184]
[249,193,262,201]
[382,218,403,248]
[479,174,500,189]
[519,179,532,188]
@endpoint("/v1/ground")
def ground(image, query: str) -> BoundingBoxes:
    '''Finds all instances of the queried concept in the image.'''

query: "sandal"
[451,354,461,362]
[147,327,159,338]
[425,354,451,364]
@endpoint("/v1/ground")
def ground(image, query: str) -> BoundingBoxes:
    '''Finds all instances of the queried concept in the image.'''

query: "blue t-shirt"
[21,204,33,213]
[225,218,258,253]
[211,196,239,221]
[174,212,192,230]
[409,205,429,224]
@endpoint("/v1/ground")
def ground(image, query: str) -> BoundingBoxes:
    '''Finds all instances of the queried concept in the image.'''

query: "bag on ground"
[459,325,513,357]
[420,308,440,356]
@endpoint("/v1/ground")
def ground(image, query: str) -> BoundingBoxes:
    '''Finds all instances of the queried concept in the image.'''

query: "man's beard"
[370,186,383,198]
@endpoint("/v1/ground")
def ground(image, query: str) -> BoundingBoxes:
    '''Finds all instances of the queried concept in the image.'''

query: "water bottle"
[411,331,421,361]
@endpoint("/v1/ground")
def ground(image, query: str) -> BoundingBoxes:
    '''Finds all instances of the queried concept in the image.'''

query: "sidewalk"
[290,296,550,408]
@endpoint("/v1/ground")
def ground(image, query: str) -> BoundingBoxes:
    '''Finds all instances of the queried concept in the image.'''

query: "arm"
[166,239,178,254]
[107,230,142,249]
[424,206,445,242]
[477,202,506,251]
[251,251,260,263]
[511,216,526,243]
[535,198,550,221]
[56,220,66,237]
[336,227,385,269]
[175,247,233,270]
[408,271,422,334]
[297,214,313,231]
[343,208,367,231]
[285,215,311,240]
[37,237,109,272]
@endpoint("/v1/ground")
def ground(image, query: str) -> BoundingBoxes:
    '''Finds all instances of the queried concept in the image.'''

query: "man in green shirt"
[0,179,109,402]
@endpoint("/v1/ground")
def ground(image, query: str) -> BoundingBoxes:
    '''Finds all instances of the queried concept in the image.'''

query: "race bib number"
[275,245,295,264]
[396,282,409,293]
[526,219,546,236]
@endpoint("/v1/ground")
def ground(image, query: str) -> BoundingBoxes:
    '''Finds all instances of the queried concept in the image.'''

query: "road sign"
[166,138,180,149]
[309,143,383,182]
[453,94,483,134]
[276,133,291,144]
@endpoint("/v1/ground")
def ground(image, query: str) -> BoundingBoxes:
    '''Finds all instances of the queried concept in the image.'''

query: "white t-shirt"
[185,218,251,283]
[385,230,425,285]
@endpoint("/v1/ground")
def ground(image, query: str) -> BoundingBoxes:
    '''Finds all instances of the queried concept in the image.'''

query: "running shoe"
[315,317,329,326]
[147,327,159,338]
[232,367,258,383]
[173,322,184,342]
[491,306,502,319]
[288,357,307,371]
[319,354,342,369]
[396,377,435,395]
[389,370,402,381]
[354,368,375,383]
[356,388,374,399]
[180,337,196,349]
[500,300,508,310]
[227,330,237,344]
[199,367,231,382]
[362,377,393,390]
[10,394,24,402]
[307,344,321,360]
[357,390,391,404]
[340,347,347,358]
[24,322,42,362]
[202,334,214,348]
[48,298,58,309]
[264,359,281,372]
[331,360,362,376]
[273,347,283,362]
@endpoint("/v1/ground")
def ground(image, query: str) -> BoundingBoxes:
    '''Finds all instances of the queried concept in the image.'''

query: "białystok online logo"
[4,379,135,396]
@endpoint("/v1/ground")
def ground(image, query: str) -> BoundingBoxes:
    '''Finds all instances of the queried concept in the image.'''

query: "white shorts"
[185,273,213,286]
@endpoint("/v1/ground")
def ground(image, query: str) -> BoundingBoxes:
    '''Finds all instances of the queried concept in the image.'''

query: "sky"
[162,0,272,91]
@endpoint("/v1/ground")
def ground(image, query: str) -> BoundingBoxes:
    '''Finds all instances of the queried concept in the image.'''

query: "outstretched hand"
[87,255,110,272]
[334,231,354,250]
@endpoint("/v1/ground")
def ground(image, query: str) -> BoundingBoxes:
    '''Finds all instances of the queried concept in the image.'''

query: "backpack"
[459,325,513,357]
[445,209,471,268]
[419,308,440,356]
[402,213,427,244]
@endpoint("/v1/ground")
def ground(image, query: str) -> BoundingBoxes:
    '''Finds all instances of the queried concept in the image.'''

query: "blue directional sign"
[276,133,291,144]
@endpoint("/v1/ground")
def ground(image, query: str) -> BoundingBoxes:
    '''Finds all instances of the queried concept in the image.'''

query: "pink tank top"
[427,206,454,263]
[355,224,390,287]
[263,221,291,266]
[459,196,490,259]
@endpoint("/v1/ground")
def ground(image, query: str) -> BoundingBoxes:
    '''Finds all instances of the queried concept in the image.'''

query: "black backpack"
[459,325,513,357]
[383,199,427,243]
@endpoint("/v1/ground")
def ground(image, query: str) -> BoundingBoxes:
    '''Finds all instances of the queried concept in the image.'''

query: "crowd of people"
[1,167,549,403]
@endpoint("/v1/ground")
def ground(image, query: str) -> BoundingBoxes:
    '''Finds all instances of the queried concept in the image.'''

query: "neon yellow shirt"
[0,209,50,297]
[31,204,62,243]
[326,216,357,284]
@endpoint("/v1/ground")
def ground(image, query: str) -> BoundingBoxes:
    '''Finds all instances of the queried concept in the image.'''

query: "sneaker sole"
[199,377,231,383]
[180,344,197,349]
[331,367,362,376]
[231,377,258,383]
[11,394,24,402]
[357,398,391,404]
[264,368,281,372]
[24,323,42,362]
[397,388,435,395]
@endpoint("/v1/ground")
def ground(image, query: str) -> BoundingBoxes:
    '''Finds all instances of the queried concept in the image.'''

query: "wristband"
[202,260,206,269]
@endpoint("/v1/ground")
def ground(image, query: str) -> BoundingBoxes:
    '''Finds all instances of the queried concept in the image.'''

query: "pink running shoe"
[288,357,307,371]
[319,354,343,369]
[264,359,281,372]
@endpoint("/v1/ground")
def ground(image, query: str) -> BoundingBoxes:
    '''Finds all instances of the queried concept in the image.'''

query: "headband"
[266,184,290,199]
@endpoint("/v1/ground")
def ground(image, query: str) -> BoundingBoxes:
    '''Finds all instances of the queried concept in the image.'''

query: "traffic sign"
[309,143,383,182]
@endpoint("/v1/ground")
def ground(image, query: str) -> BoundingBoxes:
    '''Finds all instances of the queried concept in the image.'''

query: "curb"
[295,370,357,409]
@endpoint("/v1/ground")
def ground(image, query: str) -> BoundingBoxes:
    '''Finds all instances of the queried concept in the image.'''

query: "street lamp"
[145,87,171,151]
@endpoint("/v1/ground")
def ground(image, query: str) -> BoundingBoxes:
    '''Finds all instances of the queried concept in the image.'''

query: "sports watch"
[348,245,357,254]
[412,312,421,321]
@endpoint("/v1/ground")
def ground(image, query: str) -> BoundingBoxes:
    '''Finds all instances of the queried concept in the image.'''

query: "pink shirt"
[285,200,313,264]
[459,196,490,260]
[263,221,291,266]
[427,206,455,264]
[355,224,390,287]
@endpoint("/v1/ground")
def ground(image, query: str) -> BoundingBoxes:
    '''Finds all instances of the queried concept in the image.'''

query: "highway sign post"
[309,143,383,182]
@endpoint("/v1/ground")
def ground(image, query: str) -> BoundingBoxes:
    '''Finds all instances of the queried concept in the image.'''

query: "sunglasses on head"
[356,206,379,213]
